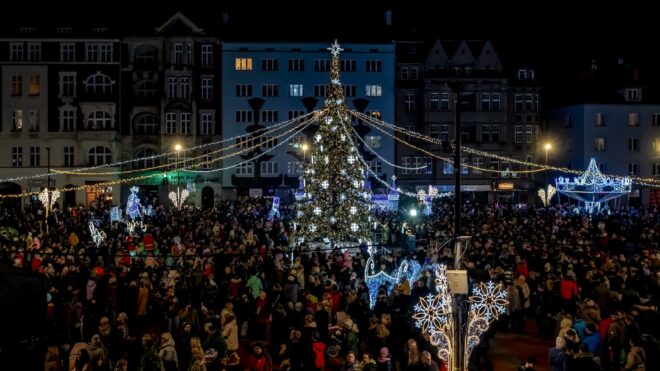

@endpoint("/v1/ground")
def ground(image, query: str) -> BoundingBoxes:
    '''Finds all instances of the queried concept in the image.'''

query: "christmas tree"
[295,41,373,244]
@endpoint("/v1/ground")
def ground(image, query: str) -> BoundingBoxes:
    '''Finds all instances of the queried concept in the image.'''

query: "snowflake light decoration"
[321,180,329,189]
[309,224,317,232]
[413,294,447,333]
[350,206,356,215]
[330,216,337,224]
[469,281,508,320]
[315,134,322,142]
[324,156,329,164]
[350,223,359,232]
[347,156,355,164]
[313,207,322,215]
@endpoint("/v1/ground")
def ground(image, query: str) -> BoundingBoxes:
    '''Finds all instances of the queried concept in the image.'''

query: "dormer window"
[626,88,641,102]
[518,69,527,80]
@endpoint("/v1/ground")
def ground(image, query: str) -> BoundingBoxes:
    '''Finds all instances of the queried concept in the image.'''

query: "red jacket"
[312,341,326,368]
[560,279,578,300]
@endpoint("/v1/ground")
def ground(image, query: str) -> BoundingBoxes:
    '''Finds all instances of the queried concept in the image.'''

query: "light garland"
[169,188,189,210]
[538,184,556,207]
[350,125,427,171]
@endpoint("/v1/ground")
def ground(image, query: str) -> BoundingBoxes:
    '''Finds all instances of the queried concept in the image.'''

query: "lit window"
[365,85,382,97]
[235,58,253,71]
[289,84,304,97]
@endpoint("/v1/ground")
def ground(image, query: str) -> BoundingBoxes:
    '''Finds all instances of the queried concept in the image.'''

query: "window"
[88,146,112,166]
[262,84,279,97]
[29,147,40,167]
[629,162,638,176]
[628,138,639,152]
[26,43,40,62]
[473,157,484,174]
[440,93,450,110]
[525,94,534,111]
[85,74,112,96]
[514,125,523,143]
[180,113,191,134]
[481,125,500,143]
[201,78,213,100]
[491,93,501,111]
[289,84,304,97]
[12,147,22,167]
[314,59,330,72]
[461,157,469,175]
[235,84,252,97]
[60,73,76,97]
[481,93,491,111]
[11,75,22,96]
[86,43,112,62]
[288,135,304,148]
[28,74,40,96]
[402,157,411,174]
[261,161,279,175]
[440,125,450,140]
[10,43,24,62]
[366,85,382,97]
[626,88,641,102]
[365,60,382,72]
[202,150,212,168]
[628,112,639,126]
[235,110,253,123]
[262,58,278,71]
[185,44,192,64]
[288,110,305,120]
[180,78,190,99]
[135,80,156,98]
[525,125,533,143]
[134,113,159,135]
[430,93,440,111]
[595,112,605,126]
[287,161,303,175]
[201,44,213,66]
[514,94,523,112]
[165,112,177,134]
[340,60,356,72]
[367,111,382,120]
[342,85,356,97]
[314,84,328,97]
[173,43,183,64]
[404,94,416,112]
[400,67,419,80]
[64,146,74,167]
[653,113,660,127]
[518,70,527,80]
[200,113,213,135]
[235,58,253,71]
[86,44,98,62]
[368,160,382,173]
[60,43,75,62]
[236,162,254,176]
[261,110,278,123]
[366,135,382,148]
[168,78,177,98]
[429,125,439,139]
[288,59,304,71]
[61,108,75,131]
[594,137,606,152]
[132,149,158,169]
[443,161,453,175]
[87,111,112,130]
[134,44,157,66]
[28,110,39,132]
[12,110,23,131]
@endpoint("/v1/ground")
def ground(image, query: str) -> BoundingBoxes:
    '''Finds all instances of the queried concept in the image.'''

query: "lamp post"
[174,144,182,188]
[544,143,552,205]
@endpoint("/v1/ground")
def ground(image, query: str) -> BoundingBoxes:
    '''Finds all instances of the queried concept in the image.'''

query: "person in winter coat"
[377,347,393,371]
[188,347,207,371]
[624,337,647,371]
[310,332,326,371]
[158,332,178,371]
[222,313,239,358]
[248,343,272,371]
[343,351,360,371]
[548,337,567,371]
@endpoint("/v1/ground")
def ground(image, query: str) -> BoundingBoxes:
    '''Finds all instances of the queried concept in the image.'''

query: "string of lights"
[51,115,317,176]
[355,110,660,186]
[0,120,313,199]
[1,113,314,182]
[349,125,428,171]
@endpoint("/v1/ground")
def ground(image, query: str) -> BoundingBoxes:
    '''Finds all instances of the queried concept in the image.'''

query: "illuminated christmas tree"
[295,40,372,244]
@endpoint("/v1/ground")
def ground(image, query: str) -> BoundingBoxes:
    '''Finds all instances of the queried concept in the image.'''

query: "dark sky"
[2,1,657,80]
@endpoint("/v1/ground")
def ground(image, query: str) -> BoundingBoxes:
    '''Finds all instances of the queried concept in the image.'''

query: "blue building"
[546,62,660,204]
[221,42,395,199]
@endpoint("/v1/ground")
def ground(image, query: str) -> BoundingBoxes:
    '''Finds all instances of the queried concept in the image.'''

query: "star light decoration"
[169,188,190,210]
[538,184,557,207]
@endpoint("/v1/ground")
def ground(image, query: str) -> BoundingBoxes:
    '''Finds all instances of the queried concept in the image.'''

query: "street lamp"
[301,143,309,163]
[544,142,552,205]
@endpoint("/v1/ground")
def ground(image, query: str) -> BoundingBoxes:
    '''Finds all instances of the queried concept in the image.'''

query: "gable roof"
[155,12,204,35]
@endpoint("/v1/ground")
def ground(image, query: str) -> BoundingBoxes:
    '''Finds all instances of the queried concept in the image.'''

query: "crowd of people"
[0,196,659,371]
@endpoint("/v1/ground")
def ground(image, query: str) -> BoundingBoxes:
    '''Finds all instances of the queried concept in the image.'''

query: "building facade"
[120,12,221,209]
[0,28,121,210]
[221,42,395,200]
[395,40,542,202]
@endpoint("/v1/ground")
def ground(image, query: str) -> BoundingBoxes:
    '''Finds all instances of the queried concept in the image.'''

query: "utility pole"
[46,147,51,234]
[448,83,462,242]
